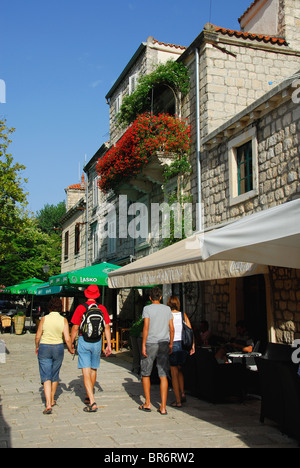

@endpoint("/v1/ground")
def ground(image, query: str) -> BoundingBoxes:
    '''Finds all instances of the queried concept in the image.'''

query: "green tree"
[0,122,64,286]
[0,215,62,285]
[36,202,66,235]
[0,120,28,228]
[0,120,29,265]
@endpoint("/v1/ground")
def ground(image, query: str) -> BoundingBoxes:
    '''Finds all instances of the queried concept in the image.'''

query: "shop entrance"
[243,275,268,353]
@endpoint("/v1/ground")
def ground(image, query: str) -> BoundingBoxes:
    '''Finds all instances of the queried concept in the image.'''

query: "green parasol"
[49,263,121,287]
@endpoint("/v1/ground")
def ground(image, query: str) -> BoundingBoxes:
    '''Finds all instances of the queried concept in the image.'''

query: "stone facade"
[60,176,86,274]
[106,36,185,146]
[271,266,300,343]
[195,79,300,345]
[201,80,300,226]
[62,0,300,343]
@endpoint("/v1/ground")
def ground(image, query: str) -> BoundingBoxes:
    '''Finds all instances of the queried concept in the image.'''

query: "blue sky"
[1,0,252,214]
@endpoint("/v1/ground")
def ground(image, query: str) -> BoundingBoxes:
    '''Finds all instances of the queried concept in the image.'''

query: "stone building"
[85,37,187,323]
[62,0,300,343]
[105,36,186,146]
[186,75,300,347]
[104,0,300,343]
[60,174,86,274]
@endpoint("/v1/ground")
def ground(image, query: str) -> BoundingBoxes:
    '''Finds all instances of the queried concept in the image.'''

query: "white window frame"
[129,73,138,95]
[114,93,122,115]
[107,211,116,255]
[92,174,99,208]
[91,223,99,262]
[228,127,259,206]
[128,195,149,247]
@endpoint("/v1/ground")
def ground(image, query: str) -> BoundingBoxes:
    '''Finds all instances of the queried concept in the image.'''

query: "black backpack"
[79,303,105,343]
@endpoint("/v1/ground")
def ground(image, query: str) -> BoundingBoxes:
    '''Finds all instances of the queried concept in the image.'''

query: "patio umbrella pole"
[102,285,105,306]
[30,295,34,332]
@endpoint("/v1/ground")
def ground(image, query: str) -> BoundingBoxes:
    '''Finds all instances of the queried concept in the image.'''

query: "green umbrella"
[4,278,44,295]
[36,283,81,296]
[26,282,49,295]
[49,263,121,287]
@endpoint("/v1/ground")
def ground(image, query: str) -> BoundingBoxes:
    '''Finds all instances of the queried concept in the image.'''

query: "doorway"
[243,275,268,353]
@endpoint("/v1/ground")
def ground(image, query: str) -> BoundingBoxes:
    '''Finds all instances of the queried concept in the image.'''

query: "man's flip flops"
[138,405,151,412]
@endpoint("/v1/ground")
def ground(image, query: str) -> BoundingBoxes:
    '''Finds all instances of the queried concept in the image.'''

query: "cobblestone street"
[0,333,298,449]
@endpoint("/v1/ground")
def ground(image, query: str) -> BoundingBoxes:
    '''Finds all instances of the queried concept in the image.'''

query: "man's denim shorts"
[77,335,102,370]
[140,341,170,378]
[38,343,64,384]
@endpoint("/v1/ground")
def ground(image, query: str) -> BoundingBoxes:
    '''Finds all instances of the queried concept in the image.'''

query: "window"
[64,231,69,260]
[128,196,149,247]
[114,93,122,115]
[74,224,80,255]
[107,212,116,255]
[93,174,99,208]
[237,141,253,195]
[228,128,258,206]
[91,223,99,262]
[129,73,138,95]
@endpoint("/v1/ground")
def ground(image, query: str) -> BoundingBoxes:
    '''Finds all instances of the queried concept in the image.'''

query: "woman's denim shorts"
[169,341,188,367]
[77,335,102,370]
[38,343,64,384]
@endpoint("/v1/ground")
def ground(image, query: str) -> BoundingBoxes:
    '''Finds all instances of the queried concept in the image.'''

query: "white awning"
[201,199,300,269]
[108,199,300,289]
[107,234,268,289]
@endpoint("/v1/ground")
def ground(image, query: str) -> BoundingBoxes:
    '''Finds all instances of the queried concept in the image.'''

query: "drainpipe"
[195,47,202,232]
[85,171,89,267]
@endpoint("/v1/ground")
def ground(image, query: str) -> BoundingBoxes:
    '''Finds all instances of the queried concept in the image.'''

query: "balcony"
[96,113,191,197]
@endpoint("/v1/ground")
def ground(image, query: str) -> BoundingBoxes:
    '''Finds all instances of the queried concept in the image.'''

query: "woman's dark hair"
[167,296,180,311]
[149,287,162,301]
[48,297,63,313]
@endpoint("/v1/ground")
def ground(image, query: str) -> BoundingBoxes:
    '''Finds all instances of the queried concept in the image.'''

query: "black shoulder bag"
[181,312,194,352]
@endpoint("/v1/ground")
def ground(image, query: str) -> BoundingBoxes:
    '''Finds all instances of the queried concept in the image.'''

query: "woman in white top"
[167,296,195,408]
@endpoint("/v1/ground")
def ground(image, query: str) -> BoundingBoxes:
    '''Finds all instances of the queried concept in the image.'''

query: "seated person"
[199,320,211,346]
[215,321,254,363]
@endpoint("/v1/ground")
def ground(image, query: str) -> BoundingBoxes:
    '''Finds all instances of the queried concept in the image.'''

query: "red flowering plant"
[96,113,191,193]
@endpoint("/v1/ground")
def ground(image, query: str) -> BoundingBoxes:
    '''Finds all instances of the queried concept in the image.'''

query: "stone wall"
[182,34,300,146]
[271,266,300,343]
[203,41,300,137]
[108,37,184,147]
[201,91,300,228]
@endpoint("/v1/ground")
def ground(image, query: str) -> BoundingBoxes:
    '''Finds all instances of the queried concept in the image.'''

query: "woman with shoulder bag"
[167,296,195,408]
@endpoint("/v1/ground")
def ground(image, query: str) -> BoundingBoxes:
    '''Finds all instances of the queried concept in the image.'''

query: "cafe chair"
[256,343,300,445]
[185,347,247,403]
[0,315,13,334]
[102,328,119,353]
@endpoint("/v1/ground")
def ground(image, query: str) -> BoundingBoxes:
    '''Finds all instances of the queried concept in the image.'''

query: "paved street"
[0,333,298,449]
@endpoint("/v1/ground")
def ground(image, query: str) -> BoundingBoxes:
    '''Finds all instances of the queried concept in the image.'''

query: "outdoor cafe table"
[227,352,262,370]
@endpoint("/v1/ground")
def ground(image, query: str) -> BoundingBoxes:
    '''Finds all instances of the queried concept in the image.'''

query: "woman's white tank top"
[172,311,183,342]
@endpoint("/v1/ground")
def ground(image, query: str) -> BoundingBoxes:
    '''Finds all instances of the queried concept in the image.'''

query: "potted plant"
[13,310,26,335]
[129,316,144,374]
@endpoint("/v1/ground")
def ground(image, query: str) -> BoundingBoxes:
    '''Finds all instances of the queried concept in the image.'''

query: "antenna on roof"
[209,0,213,23]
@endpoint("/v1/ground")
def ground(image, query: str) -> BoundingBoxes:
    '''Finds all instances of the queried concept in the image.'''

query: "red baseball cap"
[84,285,100,299]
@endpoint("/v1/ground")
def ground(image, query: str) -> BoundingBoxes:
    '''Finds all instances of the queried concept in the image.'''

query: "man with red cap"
[71,285,112,412]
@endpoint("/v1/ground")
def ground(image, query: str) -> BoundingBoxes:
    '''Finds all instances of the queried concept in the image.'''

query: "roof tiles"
[209,24,288,46]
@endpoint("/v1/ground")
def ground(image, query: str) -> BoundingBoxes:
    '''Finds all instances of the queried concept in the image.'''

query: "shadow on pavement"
[0,395,11,448]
